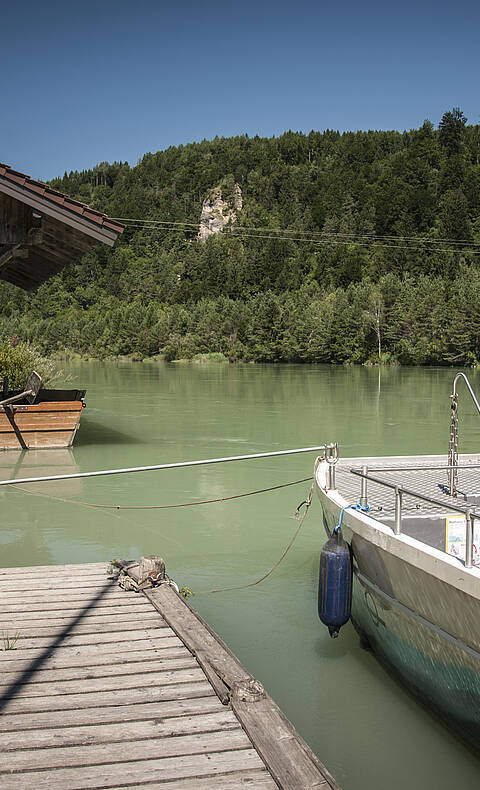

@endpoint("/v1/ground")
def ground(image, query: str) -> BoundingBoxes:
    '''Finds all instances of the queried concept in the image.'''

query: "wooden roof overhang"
[0,164,124,290]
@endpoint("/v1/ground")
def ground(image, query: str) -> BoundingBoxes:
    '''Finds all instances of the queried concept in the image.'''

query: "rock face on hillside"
[198,182,242,242]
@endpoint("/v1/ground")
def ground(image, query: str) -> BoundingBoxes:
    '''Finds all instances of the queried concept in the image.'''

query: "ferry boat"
[316,373,480,749]
[0,388,86,450]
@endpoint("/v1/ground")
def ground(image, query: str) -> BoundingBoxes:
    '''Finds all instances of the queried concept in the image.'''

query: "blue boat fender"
[318,526,352,638]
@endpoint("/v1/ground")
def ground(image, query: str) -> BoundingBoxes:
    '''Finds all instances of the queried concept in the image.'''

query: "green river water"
[2,361,480,788]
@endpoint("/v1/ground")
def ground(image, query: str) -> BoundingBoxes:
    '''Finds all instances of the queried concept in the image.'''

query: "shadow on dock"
[0,572,119,713]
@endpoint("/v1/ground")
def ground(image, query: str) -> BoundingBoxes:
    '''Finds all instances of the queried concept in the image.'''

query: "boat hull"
[0,399,84,450]
[349,548,480,749]
[317,460,480,750]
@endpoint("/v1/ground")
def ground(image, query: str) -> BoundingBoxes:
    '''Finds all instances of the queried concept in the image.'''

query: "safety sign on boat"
[445,514,480,566]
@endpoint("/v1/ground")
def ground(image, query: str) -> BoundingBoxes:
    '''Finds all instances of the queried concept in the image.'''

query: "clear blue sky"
[2,0,478,181]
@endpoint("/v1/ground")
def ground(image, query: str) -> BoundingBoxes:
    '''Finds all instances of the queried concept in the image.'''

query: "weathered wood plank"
[113,773,278,790]
[0,634,184,661]
[0,626,177,652]
[0,578,120,591]
[0,596,150,620]
[0,749,266,790]
[0,646,190,673]
[0,623,172,649]
[1,656,196,686]
[2,729,252,772]
[0,611,165,634]
[233,698,331,790]
[1,709,241,750]
[0,602,154,620]
[0,589,132,604]
[2,680,215,714]
[0,562,107,575]
[0,667,206,698]
[0,572,109,592]
[0,695,224,732]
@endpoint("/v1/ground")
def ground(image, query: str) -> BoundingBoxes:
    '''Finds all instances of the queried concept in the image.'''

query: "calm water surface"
[2,361,480,788]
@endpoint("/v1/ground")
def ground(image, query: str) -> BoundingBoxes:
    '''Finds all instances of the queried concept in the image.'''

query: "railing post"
[394,487,403,535]
[326,443,338,490]
[465,510,473,569]
[359,466,368,508]
[327,464,336,490]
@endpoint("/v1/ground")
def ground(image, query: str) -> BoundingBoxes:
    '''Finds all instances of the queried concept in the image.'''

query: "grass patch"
[2,631,20,650]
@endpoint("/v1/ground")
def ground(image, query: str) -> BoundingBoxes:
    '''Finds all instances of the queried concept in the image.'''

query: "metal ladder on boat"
[448,372,480,496]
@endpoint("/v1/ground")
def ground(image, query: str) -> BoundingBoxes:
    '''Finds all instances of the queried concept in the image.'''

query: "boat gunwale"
[0,402,84,414]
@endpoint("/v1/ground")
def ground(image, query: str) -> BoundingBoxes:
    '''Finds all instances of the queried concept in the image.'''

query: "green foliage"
[2,631,20,650]
[1,110,480,367]
[439,108,467,157]
[0,340,59,390]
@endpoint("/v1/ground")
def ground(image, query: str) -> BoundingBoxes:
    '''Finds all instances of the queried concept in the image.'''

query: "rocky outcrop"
[198,182,242,242]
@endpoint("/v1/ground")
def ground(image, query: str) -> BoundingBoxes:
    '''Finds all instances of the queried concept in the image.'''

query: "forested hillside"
[2,108,480,364]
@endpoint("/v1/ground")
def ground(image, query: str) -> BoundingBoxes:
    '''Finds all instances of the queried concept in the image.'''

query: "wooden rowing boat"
[0,389,86,450]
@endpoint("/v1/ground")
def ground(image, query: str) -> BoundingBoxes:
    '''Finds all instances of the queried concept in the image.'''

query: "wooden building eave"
[0,164,124,290]
[0,177,118,246]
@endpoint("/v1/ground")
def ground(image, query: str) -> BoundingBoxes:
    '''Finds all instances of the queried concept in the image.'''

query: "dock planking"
[0,559,339,789]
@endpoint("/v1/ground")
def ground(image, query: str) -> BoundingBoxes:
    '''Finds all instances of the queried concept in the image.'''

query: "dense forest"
[1,108,480,365]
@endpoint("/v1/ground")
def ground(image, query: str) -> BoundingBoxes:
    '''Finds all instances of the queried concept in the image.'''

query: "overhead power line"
[127,227,480,255]
[223,230,480,256]
[111,216,480,248]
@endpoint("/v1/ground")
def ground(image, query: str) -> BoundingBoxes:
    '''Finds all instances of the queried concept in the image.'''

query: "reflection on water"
[1,361,479,790]
[0,449,83,567]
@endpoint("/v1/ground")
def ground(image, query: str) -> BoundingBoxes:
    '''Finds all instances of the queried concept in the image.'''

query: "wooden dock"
[0,558,339,789]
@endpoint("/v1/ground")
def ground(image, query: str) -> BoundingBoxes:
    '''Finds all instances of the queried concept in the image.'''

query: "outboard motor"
[318,527,352,638]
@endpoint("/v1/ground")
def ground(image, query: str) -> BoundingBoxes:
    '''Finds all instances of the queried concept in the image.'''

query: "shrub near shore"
[0,339,60,390]
[1,269,479,366]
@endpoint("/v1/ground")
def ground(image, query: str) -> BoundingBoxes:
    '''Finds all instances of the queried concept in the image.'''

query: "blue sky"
[1,0,479,180]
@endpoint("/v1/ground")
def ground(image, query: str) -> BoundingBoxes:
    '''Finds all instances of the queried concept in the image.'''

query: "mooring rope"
[196,478,316,595]
[11,477,312,510]
[333,501,371,533]
[12,470,318,597]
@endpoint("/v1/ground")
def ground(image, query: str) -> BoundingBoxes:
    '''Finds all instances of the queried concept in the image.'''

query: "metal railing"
[448,372,480,496]
[349,466,478,569]
[0,444,333,488]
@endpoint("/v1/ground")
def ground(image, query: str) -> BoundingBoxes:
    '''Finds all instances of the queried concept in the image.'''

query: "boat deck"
[335,453,480,517]
[0,560,338,790]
